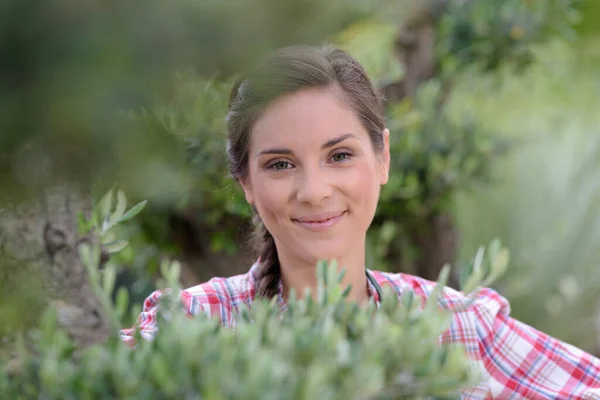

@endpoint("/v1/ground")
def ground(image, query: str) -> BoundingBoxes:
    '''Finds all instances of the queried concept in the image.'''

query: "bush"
[0,241,509,399]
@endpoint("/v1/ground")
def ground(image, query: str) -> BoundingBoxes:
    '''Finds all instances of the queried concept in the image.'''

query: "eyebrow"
[254,133,360,158]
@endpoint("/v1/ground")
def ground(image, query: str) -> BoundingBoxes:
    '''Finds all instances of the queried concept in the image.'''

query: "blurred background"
[1,0,599,354]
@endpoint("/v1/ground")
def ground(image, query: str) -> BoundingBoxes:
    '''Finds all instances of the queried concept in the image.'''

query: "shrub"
[0,240,509,400]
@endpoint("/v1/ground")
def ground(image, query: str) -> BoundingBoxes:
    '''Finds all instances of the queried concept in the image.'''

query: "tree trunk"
[0,183,109,349]
[405,212,460,287]
[380,2,461,285]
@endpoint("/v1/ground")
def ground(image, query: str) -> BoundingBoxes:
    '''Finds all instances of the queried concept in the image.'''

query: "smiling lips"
[292,211,347,231]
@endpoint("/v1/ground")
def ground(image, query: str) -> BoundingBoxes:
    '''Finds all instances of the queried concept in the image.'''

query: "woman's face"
[241,87,390,265]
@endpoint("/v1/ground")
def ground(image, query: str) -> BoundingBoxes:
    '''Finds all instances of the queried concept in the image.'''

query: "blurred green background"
[1,0,599,355]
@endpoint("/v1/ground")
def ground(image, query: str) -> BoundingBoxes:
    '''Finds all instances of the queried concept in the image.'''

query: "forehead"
[250,87,367,150]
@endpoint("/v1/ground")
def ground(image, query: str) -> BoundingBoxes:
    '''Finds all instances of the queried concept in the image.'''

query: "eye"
[266,159,293,170]
[330,151,353,163]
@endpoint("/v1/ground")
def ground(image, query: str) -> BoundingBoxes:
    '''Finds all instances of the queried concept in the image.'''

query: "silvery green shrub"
[1,255,501,399]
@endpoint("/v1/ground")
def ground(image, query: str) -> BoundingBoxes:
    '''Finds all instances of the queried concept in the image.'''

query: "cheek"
[251,175,290,221]
[344,162,381,208]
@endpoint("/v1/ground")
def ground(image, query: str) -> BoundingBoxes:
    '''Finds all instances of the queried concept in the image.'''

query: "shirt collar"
[249,262,382,311]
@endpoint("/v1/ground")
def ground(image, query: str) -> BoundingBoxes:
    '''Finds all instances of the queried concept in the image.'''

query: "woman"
[121,45,600,398]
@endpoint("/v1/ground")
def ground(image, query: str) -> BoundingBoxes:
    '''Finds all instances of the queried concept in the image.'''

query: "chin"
[298,242,349,265]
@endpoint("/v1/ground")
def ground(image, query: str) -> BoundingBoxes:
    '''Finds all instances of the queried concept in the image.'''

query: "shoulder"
[369,269,511,386]
[120,265,257,344]
[139,264,257,327]
[175,265,257,325]
[370,269,509,314]
[369,269,511,341]
[180,266,257,320]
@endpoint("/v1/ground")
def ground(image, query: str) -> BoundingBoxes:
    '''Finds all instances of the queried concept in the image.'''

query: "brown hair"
[226,44,385,299]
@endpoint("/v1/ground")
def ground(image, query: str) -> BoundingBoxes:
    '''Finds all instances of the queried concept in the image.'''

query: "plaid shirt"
[121,263,600,399]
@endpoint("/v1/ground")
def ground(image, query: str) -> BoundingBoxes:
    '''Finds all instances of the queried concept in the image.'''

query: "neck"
[275,237,369,304]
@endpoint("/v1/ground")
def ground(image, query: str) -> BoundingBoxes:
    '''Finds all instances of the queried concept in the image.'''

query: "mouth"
[292,210,347,231]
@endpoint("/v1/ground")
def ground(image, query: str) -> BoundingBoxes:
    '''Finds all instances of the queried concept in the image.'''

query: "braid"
[252,214,281,299]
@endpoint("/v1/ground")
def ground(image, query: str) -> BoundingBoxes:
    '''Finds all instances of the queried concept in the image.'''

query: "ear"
[379,128,390,185]
[239,178,254,205]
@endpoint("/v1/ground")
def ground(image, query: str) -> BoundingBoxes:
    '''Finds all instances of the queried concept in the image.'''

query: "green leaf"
[110,190,128,225]
[336,19,403,86]
[102,265,117,296]
[425,264,450,314]
[98,189,114,222]
[462,246,486,294]
[101,231,117,245]
[118,200,148,223]
[115,287,129,322]
[77,211,92,234]
[482,248,510,287]
[104,240,129,254]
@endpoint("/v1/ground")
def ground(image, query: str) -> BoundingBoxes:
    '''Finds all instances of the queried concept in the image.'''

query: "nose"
[295,167,333,205]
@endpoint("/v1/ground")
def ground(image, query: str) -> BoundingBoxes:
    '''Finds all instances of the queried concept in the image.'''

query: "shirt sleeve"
[119,289,170,346]
[119,284,225,347]
[474,289,600,399]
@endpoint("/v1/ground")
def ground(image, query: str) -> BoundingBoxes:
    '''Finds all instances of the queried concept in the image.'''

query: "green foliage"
[574,0,600,36]
[125,71,251,254]
[136,72,248,222]
[437,0,580,75]
[79,187,148,254]
[452,40,600,350]
[141,0,577,263]
[67,0,581,273]
[458,239,510,294]
[362,80,507,271]
[329,1,581,273]
[1,240,511,400]
[379,82,508,221]
[0,0,383,204]
[335,19,404,88]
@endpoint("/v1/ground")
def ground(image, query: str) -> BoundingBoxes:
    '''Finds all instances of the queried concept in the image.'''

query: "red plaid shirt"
[121,263,600,399]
